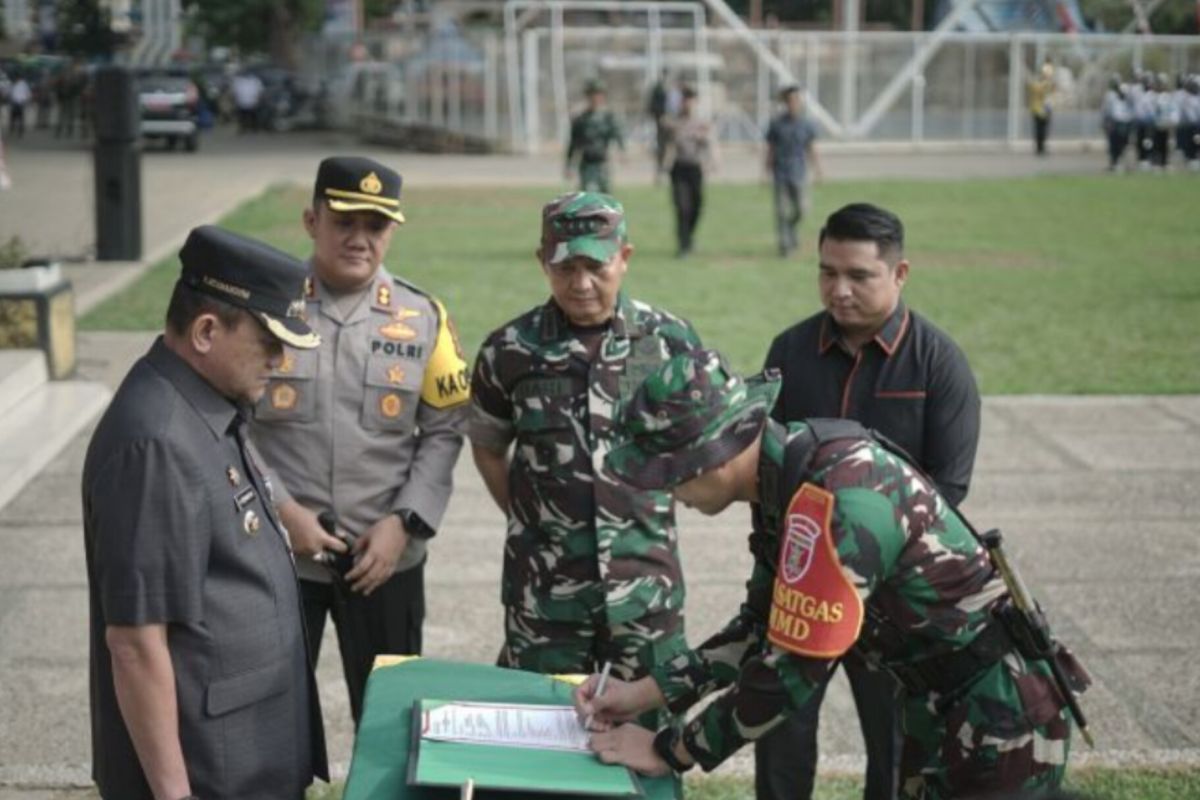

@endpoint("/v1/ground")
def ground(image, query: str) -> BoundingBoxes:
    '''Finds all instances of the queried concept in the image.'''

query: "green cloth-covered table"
[343,657,680,800]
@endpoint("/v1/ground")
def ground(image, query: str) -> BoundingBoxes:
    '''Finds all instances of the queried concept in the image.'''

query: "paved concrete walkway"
[0,129,1195,792]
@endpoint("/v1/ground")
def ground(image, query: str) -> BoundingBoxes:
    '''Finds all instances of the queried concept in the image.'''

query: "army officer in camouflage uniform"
[576,350,1089,799]
[469,192,701,687]
[565,81,625,193]
[250,157,469,723]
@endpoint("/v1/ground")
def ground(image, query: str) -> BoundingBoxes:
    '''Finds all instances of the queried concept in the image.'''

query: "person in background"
[565,80,625,194]
[1027,60,1054,156]
[765,85,822,257]
[1101,74,1133,172]
[1132,71,1157,170]
[664,86,717,258]
[7,74,30,139]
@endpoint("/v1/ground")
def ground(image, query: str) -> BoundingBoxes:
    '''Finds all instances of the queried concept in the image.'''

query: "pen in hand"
[583,660,613,731]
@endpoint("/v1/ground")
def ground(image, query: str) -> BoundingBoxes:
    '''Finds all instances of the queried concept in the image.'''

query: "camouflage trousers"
[897,656,1072,799]
[499,584,686,727]
[578,161,612,194]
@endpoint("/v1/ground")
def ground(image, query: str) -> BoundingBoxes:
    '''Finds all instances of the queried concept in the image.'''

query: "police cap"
[313,156,405,224]
[178,225,320,350]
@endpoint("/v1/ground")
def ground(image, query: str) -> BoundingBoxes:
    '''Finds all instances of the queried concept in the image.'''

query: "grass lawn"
[305,767,1200,799]
[82,175,1200,393]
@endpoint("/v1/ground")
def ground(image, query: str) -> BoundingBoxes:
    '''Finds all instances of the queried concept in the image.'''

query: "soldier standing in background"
[646,69,671,182]
[468,192,701,692]
[250,156,468,724]
[565,81,625,193]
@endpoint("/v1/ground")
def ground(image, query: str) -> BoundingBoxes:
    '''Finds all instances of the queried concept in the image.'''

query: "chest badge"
[276,352,296,375]
[243,509,262,536]
[379,307,421,342]
[380,392,404,418]
[271,383,298,410]
[387,364,407,385]
[226,466,241,487]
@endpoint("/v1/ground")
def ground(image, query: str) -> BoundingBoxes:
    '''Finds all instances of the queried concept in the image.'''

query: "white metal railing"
[306,23,1200,152]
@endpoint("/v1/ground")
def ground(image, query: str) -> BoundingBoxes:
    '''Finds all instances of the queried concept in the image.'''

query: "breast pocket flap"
[205,657,289,718]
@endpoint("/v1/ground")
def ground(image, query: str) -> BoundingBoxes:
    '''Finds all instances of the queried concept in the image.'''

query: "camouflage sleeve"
[660,313,702,355]
[650,551,837,772]
[667,477,912,771]
[467,336,514,453]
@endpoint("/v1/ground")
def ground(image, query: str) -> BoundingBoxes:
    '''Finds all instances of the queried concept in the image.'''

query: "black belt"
[882,619,1014,696]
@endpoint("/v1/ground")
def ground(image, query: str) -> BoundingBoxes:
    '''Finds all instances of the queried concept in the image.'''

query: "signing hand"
[574,675,665,731]
[590,724,671,777]
[345,514,408,595]
[277,500,348,560]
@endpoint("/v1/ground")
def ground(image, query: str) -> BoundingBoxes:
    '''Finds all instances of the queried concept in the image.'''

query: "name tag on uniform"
[514,377,573,400]
[235,487,258,510]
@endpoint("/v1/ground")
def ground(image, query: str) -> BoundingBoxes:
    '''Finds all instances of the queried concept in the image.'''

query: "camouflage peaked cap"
[606,349,782,490]
[541,191,627,266]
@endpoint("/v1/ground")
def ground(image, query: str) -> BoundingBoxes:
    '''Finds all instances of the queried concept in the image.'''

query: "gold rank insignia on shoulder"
[380,392,404,418]
[360,171,383,195]
[375,283,392,309]
[387,364,406,385]
[243,509,261,536]
[227,466,241,486]
[271,383,298,410]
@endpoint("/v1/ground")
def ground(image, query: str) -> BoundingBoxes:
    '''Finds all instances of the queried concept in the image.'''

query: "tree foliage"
[1079,0,1197,34]
[56,0,116,58]
[182,0,324,66]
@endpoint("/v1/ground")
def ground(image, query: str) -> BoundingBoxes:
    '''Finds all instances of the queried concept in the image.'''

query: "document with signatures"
[419,700,589,752]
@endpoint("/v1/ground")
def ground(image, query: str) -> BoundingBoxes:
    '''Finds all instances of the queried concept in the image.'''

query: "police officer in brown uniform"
[249,157,469,723]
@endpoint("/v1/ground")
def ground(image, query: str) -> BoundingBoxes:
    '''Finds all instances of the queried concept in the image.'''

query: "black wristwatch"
[652,726,694,774]
[397,509,435,541]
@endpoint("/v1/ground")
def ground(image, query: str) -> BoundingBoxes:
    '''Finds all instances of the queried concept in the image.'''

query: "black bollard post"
[93,66,142,261]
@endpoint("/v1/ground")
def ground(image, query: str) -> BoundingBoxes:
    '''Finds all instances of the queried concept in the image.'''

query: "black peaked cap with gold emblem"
[313,156,405,224]
[178,225,320,350]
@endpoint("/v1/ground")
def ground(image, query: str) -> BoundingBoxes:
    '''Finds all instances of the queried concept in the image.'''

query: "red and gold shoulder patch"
[767,483,864,659]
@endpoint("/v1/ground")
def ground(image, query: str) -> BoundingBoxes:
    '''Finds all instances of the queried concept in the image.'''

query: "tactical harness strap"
[754,417,1017,696]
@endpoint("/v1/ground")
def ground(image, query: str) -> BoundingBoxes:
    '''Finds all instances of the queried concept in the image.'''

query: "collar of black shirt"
[817,302,910,358]
[145,336,241,441]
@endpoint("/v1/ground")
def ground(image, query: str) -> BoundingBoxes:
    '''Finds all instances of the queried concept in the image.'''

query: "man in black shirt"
[755,203,981,800]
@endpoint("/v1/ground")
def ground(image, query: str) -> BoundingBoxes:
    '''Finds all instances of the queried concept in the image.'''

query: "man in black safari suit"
[82,225,328,799]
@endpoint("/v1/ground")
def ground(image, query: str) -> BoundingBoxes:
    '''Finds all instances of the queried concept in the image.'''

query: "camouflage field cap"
[606,349,782,490]
[541,191,627,266]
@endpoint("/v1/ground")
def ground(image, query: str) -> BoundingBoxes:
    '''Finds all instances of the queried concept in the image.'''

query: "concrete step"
[0,380,111,513]
[0,350,48,418]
